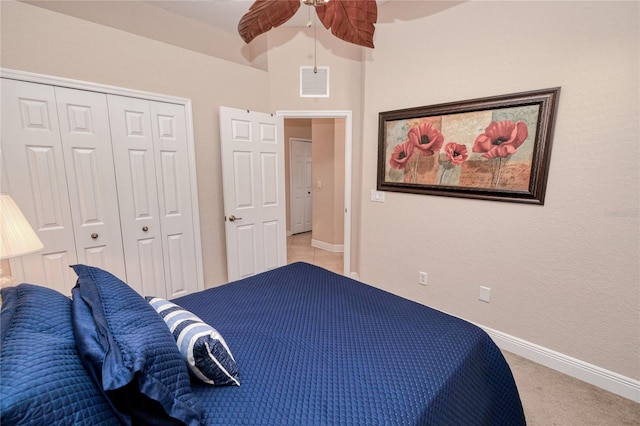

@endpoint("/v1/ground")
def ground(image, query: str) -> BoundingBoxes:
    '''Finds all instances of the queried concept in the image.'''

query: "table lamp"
[0,193,44,286]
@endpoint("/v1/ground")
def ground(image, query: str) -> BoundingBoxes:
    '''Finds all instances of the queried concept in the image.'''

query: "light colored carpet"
[502,351,640,425]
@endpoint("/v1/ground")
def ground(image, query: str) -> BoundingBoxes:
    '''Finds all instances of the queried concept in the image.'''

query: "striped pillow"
[146,297,240,386]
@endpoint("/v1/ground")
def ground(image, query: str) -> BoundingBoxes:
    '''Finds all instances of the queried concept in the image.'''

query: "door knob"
[91,233,99,239]
[142,226,149,232]
[228,215,242,222]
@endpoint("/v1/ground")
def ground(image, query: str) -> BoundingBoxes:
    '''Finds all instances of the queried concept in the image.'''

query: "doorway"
[278,110,352,276]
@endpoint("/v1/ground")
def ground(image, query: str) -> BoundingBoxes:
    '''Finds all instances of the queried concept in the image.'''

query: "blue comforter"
[1,262,525,425]
[174,262,526,425]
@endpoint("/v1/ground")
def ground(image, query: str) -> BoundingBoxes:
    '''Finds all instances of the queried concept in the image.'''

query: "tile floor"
[287,232,344,275]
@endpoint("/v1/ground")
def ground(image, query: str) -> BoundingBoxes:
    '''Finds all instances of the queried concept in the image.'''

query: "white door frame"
[277,110,352,277]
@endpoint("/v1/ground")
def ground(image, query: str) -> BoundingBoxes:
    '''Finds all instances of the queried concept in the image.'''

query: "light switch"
[317,180,322,188]
[370,190,385,202]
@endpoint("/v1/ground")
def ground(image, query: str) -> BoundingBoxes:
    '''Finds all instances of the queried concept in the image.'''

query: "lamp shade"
[0,194,44,259]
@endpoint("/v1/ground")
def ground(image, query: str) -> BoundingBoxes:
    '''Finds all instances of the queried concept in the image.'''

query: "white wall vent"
[300,66,329,98]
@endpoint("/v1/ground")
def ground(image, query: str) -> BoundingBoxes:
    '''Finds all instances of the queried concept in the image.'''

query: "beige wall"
[0,0,271,287]
[310,119,344,247]
[22,0,256,68]
[359,1,639,379]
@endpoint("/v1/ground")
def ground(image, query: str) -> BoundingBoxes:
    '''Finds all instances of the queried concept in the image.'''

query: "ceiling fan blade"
[316,0,377,48]
[238,0,301,44]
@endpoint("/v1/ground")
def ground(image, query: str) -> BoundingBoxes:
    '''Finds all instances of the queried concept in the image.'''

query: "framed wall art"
[377,87,561,204]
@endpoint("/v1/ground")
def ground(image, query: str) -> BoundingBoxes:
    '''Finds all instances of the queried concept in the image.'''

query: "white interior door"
[108,94,166,297]
[1,79,78,294]
[219,106,286,282]
[149,101,200,298]
[290,139,312,234]
[56,87,126,280]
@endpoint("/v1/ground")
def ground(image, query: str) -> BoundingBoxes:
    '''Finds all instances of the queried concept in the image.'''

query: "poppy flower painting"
[408,122,445,156]
[445,142,469,166]
[377,88,560,204]
[389,141,414,170]
[472,120,529,160]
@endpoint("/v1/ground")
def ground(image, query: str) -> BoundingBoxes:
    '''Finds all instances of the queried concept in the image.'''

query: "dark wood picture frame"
[377,87,561,204]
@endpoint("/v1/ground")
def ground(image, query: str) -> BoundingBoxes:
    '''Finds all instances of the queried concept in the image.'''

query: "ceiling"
[146,0,391,36]
[22,0,463,66]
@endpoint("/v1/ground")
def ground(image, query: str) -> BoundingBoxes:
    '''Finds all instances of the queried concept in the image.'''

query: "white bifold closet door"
[1,80,125,294]
[108,95,199,299]
[57,87,127,280]
[1,78,200,298]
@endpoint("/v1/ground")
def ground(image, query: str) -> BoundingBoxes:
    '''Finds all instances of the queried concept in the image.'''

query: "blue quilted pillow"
[70,264,202,426]
[146,297,240,386]
[0,284,119,425]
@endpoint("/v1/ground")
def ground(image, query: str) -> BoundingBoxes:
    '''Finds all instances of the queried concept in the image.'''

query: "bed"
[1,262,526,425]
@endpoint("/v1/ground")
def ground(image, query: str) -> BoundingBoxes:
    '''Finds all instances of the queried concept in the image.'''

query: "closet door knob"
[142,226,149,232]
[228,215,242,222]
[91,233,99,239]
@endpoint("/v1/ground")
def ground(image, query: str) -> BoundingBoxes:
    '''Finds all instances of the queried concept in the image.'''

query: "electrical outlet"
[479,286,491,303]
[418,271,427,286]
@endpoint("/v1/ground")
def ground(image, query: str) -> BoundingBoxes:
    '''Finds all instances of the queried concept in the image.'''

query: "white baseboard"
[478,324,640,403]
[311,239,344,253]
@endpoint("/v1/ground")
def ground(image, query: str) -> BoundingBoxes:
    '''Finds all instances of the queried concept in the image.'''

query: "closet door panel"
[108,95,166,297]
[1,79,77,294]
[150,102,199,298]
[55,87,126,280]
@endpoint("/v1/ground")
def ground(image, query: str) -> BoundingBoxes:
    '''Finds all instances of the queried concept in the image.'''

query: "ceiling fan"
[238,0,378,48]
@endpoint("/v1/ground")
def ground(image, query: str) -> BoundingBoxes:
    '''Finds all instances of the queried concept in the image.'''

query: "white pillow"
[146,297,240,386]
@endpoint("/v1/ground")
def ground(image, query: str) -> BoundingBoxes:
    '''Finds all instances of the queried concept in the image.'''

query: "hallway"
[286,232,343,275]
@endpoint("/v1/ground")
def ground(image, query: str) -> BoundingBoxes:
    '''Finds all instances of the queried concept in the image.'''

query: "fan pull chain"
[314,12,318,73]
[305,1,319,73]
